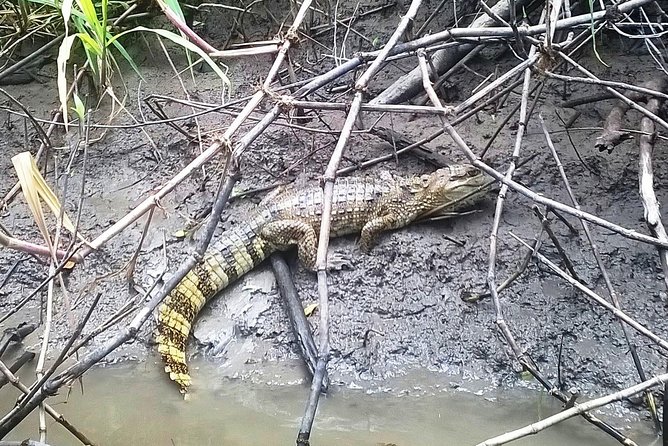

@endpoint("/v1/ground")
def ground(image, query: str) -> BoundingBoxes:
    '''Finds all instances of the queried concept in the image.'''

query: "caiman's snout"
[431,164,487,190]
[425,164,490,212]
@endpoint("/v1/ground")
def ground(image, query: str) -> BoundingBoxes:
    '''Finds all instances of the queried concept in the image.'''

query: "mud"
[1,0,667,433]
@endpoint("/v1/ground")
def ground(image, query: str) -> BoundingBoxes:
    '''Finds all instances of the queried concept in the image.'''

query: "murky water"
[0,360,659,445]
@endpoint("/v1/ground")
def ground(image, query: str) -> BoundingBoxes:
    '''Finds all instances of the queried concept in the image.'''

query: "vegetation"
[1,0,228,124]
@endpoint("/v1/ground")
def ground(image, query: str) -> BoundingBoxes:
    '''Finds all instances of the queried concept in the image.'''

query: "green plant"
[8,0,229,127]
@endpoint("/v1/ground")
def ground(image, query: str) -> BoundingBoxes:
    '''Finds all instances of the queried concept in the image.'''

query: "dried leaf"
[303,302,318,317]
[172,229,187,239]
[57,34,78,131]
[11,152,88,249]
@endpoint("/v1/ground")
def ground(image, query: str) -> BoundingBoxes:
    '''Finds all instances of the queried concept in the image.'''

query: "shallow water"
[0,360,659,445]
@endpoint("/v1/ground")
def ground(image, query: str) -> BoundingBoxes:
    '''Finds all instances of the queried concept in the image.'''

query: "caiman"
[156,164,488,393]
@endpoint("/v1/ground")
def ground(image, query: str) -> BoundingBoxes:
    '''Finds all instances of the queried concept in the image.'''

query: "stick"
[477,372,668,446]
[0,162,240,437]
[540,112,663,428]
[270,255,328,390]
[510,233,668,352]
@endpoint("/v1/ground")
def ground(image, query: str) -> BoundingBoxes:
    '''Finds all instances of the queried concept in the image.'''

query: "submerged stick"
[0,359,96,445]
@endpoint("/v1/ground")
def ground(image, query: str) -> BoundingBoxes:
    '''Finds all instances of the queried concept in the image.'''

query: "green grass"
[2,0,229,126]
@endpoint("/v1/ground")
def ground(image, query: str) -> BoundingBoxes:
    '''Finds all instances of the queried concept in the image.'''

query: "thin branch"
[477,372,668,446]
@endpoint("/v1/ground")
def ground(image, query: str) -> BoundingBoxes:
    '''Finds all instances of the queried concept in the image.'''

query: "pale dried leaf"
[303,302,318,317]
[11,152,87,246]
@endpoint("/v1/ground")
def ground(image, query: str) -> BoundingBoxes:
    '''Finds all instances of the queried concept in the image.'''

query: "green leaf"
[57,34,78,131]
[161,0,185,22]
[72,93,86,122]
[77,31,103,55]
[110,39,142,80]
[75,0,102,34]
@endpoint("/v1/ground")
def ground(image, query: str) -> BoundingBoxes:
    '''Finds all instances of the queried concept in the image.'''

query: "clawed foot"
[327,251,353,271]
[302,251,354,271]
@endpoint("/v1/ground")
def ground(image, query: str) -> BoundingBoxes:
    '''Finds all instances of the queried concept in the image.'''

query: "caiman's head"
[411,164,490,216]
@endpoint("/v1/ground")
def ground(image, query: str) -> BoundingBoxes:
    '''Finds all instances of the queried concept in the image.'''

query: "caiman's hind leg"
[261,220,317,270]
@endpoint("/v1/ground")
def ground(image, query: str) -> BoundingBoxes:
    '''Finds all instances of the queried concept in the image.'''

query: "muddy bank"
[0,2,667,433]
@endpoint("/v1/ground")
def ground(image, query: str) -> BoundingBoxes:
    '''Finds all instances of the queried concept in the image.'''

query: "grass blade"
[57,34,78,131]
[111,26,230,87]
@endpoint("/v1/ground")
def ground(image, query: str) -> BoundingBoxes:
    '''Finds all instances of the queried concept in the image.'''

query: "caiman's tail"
[156,223,273,393]
[156,264,213,393]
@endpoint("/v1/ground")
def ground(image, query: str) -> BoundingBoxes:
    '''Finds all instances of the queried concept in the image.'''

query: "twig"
[0,323,37,358]
[0,351,34,389]
[532,206,580,281]
[0,158,240,437]
[0,259,24,291]
[637,78,668,290]
[35,260,55,441]
[462,225,545,303]
[553,54,668,151]
[0,36,63,83]
[0,441,52,446]
[477,372,668,446]
[77,0,316,259]
[371,0,527,104]
[445,127,668,248]
[539,113,661,430]
[2,67,87,209]
[0,359,95,445]
[0,231,83,263]
[419,16,638,442]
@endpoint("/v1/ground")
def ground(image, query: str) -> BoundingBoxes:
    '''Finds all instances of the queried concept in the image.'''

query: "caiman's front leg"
[360,213,407,252]
[261,220,317,270]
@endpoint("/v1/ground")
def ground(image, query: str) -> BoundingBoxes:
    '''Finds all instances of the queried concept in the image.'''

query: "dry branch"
[270,254,328,390]
[477,372,668,446]
[0,359,95,445]
[511,233,668,352]
[372,0,530,104]
[2,0,667,444]
[637,78,668,291]
[371,0,658,104]
[415,10,646,441]
[0,162,239,437]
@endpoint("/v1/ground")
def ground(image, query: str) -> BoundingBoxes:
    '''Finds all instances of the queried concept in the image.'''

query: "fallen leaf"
[12,152,88,253]
[303,302,318,317]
